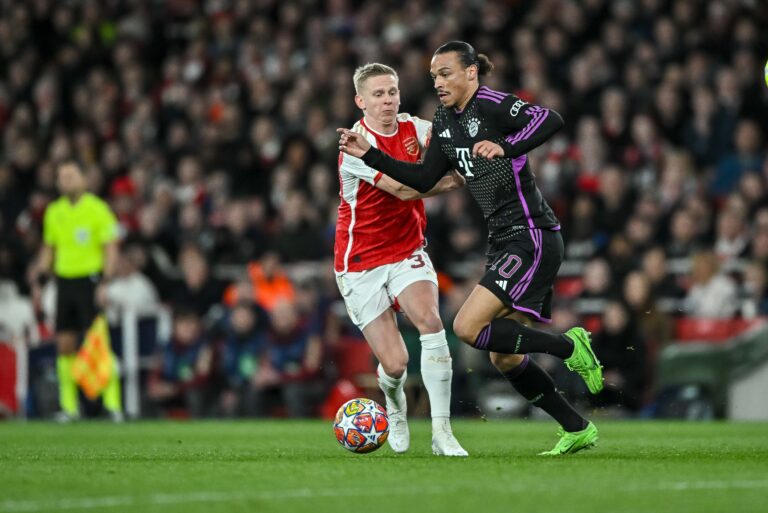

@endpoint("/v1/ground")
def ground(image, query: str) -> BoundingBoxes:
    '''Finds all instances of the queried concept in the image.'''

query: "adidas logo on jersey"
[495,280,508,290]
[439,128,451,138]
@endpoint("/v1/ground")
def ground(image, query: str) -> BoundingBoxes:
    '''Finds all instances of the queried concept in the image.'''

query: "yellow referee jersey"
[43,193,118,278]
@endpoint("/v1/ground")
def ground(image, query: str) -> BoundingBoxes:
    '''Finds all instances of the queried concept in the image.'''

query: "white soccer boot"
[432,426,469,457]
[387,408,410,453]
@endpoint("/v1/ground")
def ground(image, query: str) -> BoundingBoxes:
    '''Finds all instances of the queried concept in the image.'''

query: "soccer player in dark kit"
[339,41,603,455]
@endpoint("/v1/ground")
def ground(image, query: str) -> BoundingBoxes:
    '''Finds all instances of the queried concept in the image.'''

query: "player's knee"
[380,356,408,379]
[452,317,480,345]
[489,352,525,372]
[411,308,443,335]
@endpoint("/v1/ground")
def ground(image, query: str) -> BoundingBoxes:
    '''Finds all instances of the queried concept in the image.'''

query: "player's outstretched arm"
[338,128,452,193]
[498,105,564,158]
[424,169,465,197]
[381,169,465,200]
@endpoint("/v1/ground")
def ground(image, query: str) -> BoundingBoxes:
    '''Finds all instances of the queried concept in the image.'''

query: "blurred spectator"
[740,261,768,319]
[223,252,295,312]
[0,280,39,346]
[684,251,738,318]
[271,190,324,263]
[169,244,225,317]
[596,165,634,236]
[640,246,684,300]
[738,173,767,217]
[683,86,728,170]
[577,257,614,315]
[213,199,267,265]
[563,194,601,260]
[714,207,749,263]
[590,301,646,413]
[256,300,323,418]
[147,309,214,418]
[666,208,701,259]
[748,227,768,266]
[711,120,765,198]
[622,270,672,351]
[657,152,696,214]
[102,248,160,323]
[217,301,271,417]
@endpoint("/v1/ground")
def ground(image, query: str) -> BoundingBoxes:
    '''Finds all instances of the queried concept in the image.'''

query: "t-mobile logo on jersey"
[455,148,475,177]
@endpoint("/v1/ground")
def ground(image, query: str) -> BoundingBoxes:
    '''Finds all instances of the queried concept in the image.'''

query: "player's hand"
[95,283,109,308]
[450,169,466,187]
[337,128,371,158]
[472,140,504,159]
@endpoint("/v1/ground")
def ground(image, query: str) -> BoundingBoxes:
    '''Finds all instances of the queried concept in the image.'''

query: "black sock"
[474,318,573,359]
[503,355,587,432]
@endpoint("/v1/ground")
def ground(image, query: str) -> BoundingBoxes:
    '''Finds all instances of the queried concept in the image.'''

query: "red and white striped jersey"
[334,113,432,273]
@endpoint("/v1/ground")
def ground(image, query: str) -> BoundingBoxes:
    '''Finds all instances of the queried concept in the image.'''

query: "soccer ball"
[333,398,389,453]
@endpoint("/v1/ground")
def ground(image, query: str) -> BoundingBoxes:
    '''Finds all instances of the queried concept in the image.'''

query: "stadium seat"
[554,276,584,298]
[674,317,766,343]
[319,378,364,420]
[332,336,377,380]
[0,342,18,415]
[582,314,603,334]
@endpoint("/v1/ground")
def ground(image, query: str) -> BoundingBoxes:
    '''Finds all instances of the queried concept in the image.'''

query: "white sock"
[377,364,407,413]
[420,330,453,424]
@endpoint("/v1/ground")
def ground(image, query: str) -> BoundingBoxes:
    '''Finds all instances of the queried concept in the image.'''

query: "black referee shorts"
[478,229,564,323]
[55,275,100,334]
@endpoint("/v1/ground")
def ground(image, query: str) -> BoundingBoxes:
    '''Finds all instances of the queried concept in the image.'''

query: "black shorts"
[56,275,100,333]
[479,229,564,323]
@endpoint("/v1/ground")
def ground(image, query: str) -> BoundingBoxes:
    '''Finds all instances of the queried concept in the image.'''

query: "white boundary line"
[2,481,768,512]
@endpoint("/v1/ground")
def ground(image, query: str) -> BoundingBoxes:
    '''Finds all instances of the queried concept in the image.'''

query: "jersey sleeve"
[96,201,119,244]
[42,205,57,246]
[360,136,451,193]
[338,152,382,185]
[338,129,382,185]
[486,95,564,158]
[411,116,432,148]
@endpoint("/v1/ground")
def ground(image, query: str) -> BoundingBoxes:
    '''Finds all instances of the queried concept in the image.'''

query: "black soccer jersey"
[361,86,563,242]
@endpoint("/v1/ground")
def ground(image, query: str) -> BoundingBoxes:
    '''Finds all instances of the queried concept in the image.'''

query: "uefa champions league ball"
[333,398,389,453]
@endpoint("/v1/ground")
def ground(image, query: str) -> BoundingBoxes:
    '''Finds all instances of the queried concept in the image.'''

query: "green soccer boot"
[563,327,603,394]
[539,422,599,456]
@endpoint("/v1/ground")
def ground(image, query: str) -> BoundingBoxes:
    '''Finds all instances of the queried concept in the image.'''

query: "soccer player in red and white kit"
[335,63,468,456]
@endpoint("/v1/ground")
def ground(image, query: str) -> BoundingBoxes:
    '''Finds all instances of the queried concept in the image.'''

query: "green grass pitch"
[1,420,767,513]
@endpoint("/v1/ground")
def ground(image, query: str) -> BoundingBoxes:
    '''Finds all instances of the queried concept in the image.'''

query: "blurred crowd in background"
[1,0,768,419]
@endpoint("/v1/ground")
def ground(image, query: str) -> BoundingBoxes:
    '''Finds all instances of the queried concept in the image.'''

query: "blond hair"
[353,63,398,94]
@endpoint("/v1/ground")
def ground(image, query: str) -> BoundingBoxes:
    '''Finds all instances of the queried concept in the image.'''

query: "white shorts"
[335,247,438,330]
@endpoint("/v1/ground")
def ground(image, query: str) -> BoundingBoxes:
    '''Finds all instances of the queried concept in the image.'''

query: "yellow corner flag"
[72,314,115,400]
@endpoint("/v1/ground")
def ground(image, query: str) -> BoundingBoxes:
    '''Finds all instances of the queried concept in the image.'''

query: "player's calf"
[377,364,409,453]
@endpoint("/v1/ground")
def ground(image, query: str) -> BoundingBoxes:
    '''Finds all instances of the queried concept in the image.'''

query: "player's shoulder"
[83,192,108,208]
[350,119,369,136]
[46,196,66,211]
[396,112,430,126]
[84,193,114,216]
[350,119,378,144]
[477,87,533,122]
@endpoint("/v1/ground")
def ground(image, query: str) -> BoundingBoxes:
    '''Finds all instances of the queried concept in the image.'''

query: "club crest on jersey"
[403,136,420,155]
[468,118,480,137]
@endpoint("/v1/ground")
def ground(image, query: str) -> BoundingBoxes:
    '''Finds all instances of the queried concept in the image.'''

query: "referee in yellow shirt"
[33,161,121,421]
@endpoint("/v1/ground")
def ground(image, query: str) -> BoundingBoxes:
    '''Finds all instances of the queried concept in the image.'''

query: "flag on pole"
[72,314,115,400]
